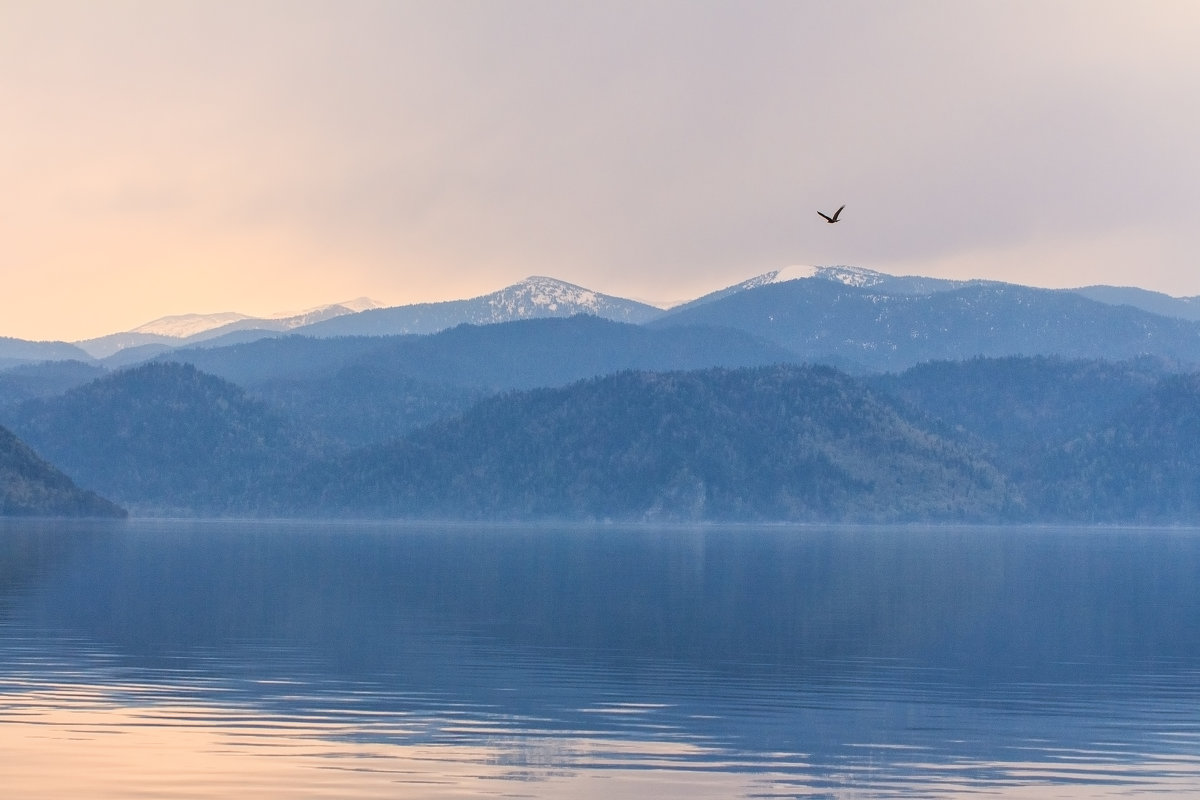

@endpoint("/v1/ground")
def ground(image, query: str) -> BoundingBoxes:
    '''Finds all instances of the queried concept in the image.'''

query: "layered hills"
[298,275,663,338]
[4,266,1200,523]
[275,365,1015,522]
[8,363,321,514]
[5,268,1200,370]
[3,349,1198,523]
[75,298,383,359]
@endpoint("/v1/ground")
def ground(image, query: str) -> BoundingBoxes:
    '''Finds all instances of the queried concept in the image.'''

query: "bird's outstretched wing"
[817,205,845,223]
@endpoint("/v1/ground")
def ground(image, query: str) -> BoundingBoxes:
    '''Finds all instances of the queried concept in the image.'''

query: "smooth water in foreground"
[2,520,1199,799]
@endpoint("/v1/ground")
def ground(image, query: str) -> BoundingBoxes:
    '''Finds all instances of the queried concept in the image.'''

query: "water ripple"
[5,522,1200,797]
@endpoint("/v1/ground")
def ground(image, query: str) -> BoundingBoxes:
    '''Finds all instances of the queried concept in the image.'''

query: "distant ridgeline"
[3,267,1200,522]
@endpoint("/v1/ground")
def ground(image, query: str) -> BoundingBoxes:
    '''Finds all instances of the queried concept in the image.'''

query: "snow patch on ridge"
[130,299,385,339]
[485,276,631,320]
[132,312,253,338]
[755,265,889,288]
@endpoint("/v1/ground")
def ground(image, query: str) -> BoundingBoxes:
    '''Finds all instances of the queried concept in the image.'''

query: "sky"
[2,0,1198,342]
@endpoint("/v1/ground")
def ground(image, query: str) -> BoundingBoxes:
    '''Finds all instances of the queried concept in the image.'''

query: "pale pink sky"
[2,0,1198,341]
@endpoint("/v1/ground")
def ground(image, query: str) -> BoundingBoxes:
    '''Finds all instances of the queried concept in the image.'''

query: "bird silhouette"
[818,204,845,223]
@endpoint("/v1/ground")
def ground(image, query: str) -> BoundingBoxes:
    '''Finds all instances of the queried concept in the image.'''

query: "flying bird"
[818,205,845,224]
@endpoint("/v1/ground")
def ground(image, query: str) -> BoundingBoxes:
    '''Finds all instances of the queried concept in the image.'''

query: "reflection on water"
[2,520,1200,798]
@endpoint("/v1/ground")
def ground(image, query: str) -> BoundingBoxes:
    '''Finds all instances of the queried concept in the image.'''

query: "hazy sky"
[3,0,1198,341]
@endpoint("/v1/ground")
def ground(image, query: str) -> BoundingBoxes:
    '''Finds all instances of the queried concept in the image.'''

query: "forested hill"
[6,362,323,513]
[0,424,125,517]
[6,355,1200,523]
[1031,373,1200,521]
[275,365,1016,522]
[868,356,1170,464]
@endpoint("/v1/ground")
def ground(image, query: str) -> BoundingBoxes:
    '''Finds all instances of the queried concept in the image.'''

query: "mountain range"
[74,297,383,359]
[5,266,1200,368]
[5,264,1200,521]
[653,279,1200,372]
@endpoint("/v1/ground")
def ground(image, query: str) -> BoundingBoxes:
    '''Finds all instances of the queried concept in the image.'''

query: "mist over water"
[3,520,1200,798]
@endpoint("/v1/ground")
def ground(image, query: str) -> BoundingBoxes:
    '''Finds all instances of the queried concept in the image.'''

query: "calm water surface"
[2,520,1200,798]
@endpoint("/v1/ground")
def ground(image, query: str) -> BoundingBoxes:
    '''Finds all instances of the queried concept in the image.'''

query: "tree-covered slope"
[1032,373,1200,522]
[7,362,322,513]
[251,366,485,449]
[279,365,1015,522]
[7,349,1199,524]
[871,357,1200,522]
[0,425,125,517]
[869,356,1171,464]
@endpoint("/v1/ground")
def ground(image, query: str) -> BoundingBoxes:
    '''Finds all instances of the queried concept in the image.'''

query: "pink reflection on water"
[0,682,759,800]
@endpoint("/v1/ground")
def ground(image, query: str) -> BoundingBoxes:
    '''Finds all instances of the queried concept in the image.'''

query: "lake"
[2,520,1199,798]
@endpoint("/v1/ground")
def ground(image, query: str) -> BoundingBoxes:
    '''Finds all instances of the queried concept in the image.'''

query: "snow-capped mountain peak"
[674,265,881,311]
[131,312,253,339]
[755,264,891,288]
[487,276,607,317]
[473,276,664,324]
[338,297,383,313]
